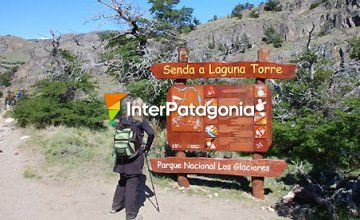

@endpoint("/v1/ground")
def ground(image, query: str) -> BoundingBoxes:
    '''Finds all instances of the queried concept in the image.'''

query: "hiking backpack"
[114,122,141,158]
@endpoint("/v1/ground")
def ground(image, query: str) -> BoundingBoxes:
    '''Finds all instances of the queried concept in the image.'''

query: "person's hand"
[142,145,150,155]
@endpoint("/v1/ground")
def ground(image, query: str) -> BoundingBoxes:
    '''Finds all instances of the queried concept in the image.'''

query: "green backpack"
[114,122,141,158]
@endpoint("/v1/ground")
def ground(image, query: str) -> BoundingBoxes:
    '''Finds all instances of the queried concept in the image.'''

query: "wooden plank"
[167,84,272,152]
[150,157,288,178]
[150,61,296,79]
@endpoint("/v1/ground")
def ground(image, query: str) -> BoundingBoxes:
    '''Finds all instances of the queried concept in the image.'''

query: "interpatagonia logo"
[104,93,128,121]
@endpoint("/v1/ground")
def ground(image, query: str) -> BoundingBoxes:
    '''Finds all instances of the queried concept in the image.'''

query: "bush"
[13,77,105,129]
[0,66,18,87]
[231,4,244,19]
[310,2,321,10]
[208,15,218,22]
[262,27,283,48]
[249,10,259,18]
[270,99,360,171]
[233,34,252,53]
[348,36,360,60]
[264,0,282,12]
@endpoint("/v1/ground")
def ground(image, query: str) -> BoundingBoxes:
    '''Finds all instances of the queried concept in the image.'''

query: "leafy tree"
[269,49,360,171]
[209,15,218,22]
[264,0,282,12]
[13,76,104,129]
[98,0,195,108]
[231,4,244,19]
[13,38,104,129]
[149,0,197,33]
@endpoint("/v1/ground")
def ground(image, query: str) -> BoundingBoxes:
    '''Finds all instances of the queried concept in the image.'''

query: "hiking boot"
[109,209,118,214]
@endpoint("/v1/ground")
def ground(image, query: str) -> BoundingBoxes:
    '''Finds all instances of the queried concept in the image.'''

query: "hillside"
[0,0,359,93]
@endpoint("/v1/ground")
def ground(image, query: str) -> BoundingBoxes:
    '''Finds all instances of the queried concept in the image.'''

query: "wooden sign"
[150,157,288,177]
[167,84,272,152]
[150,61,296,79]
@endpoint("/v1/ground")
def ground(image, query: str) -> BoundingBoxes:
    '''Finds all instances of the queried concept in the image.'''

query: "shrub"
[231,4,244,19]
[208,15,218,22]
[234,34,252,53]
[264,0,282,12]
[13,77,105,129]
[0,66,18,87]
[348,36,360,60]
[262,27,283,48]
[23,167,38,179]
[249,10,259,18]
[310,2,321,10]
[270,98,360,171]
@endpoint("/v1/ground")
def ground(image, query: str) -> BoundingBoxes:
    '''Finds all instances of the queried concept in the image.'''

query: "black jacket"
[113,116,155,175]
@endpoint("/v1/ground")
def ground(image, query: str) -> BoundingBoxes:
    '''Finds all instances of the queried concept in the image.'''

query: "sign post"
[252,48,270,200]
[175,48,190,188]
[149,47,296,199]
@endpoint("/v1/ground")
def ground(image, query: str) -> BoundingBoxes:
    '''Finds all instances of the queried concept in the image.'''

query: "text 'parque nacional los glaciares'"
[150,61,297,79]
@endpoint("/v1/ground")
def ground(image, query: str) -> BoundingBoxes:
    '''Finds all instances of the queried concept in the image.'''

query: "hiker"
[110,97,155,220]
[16,89,24,99]
[4,91,16,110]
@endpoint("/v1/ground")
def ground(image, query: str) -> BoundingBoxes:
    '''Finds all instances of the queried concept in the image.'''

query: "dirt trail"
[0,116,286,220]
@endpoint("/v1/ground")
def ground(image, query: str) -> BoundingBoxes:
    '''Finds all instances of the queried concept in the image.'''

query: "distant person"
[4,91,16,110]
[110,97,155,220]
[16,89,24,99]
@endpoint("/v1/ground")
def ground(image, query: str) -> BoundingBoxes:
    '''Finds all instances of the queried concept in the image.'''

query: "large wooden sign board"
[148,48,296,199]
[167,84,272,152]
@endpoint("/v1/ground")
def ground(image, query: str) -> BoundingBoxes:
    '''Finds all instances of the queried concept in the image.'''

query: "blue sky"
[0,0,262,39]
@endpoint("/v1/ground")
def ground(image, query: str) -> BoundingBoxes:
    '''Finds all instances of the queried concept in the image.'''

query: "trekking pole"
[144,153,160,212]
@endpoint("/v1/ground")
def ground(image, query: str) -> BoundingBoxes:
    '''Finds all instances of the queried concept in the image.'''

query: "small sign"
[150,61,296,79]
[150,157,288,177]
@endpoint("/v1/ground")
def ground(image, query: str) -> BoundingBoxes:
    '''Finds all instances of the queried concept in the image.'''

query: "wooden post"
[252,48,270,200]
[175,47,190,188]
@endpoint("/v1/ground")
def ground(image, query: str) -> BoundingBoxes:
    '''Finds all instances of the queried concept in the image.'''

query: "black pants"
[112,174,140,220]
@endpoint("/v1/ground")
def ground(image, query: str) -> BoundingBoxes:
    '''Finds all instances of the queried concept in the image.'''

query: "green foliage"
[0,66,18,87]
[0,91,3,98]
[149,0,197,33]
[270,99,360,170]
[231,4,244,19]
[269,50,360,172]
[233,34,252,53]
[310,2,321,10]
[99,33,143,78]
[318,21,333,37]
[262,27,283,48]
[264,0,282,12]
[249,9,259,18]
[23,167,38,179]
[348,36,360,60]
[209,15,218,22]
[13,77,105,129]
